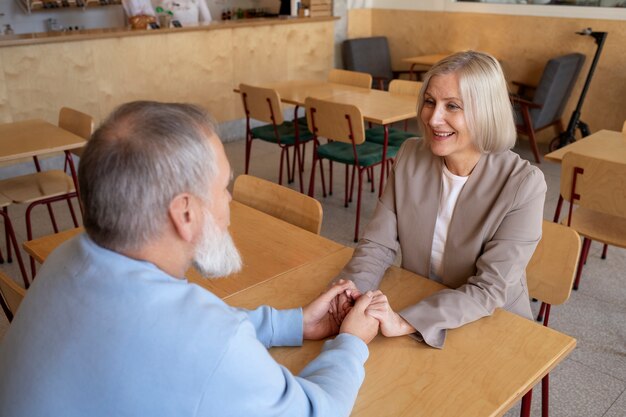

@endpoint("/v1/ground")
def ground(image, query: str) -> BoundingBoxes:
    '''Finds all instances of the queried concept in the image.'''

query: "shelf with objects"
[15,0,122,14]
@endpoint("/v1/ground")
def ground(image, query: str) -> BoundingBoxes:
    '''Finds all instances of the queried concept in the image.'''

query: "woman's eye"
[447,103,461,110]
[424,98,435,106]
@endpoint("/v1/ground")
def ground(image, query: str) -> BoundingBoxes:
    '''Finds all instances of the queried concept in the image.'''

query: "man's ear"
[169,193,198,243]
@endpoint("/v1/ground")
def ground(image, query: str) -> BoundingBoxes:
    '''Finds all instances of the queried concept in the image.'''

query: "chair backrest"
[388,79,423,97]
[58,107,94,157]
[0,271,26,322]
[531,53,585,130]
[233,175,323,234]
[328,69,372,89]
[239,84,285,125]
[341,36,393,87]
[526,221,581,306]
[305,97,365,145]
[560,152,626,219]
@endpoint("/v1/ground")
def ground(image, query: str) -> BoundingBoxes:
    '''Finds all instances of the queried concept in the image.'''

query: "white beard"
[192,210,242,278]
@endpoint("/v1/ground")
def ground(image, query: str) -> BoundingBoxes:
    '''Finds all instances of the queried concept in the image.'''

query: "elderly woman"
[335,51,546,349]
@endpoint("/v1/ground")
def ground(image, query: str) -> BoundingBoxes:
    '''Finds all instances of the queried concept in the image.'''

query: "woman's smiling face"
[420,72,480,171]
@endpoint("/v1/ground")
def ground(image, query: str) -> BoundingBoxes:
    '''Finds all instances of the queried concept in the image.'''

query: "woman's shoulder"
[486,150,546,194]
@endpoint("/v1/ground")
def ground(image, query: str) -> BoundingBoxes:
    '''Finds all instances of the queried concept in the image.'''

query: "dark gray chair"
[342,37,410,90]
[511,53,585,163]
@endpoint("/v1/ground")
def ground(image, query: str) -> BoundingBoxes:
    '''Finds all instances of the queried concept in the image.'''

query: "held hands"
[365,292,416,337]
[339,290,381,344]
[302,280,360,340]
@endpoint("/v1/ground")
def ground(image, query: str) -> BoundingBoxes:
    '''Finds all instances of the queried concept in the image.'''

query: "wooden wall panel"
[0,20,335,128]
[368,9,626,139]
[0,52,10,123]
[1,41,100,125]
[286,21,334,81]
[347,9,372,39]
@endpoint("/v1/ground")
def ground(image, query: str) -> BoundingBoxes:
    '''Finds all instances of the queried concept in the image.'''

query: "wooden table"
[0,119,86,205]
[403,53,450,80]
[22,201,344,298]
[227,248,576,417]
[545,129,626,163]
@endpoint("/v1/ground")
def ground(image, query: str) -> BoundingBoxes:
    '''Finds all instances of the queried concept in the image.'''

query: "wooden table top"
[227,248,576,417]
[545,129,626,163]
[0,119,86,162]
[22,201,344,298]
[402,53,451,67]
[256,80,418,125]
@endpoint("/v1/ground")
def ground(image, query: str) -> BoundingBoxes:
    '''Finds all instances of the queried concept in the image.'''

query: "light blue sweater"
[0,234,368,417]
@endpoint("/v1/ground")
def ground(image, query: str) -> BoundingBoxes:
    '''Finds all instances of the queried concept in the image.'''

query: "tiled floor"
[1,133,624,417]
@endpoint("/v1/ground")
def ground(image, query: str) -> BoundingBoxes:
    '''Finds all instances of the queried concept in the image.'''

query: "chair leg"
[244,135,253,175]
[354,168,364,242]
[349,165,356,204]
[536,302,547,322]
[520,107,541,163]
[46,202,59,234]
[285,146,293,184]
[67,198,79,228]
[329,161,333,196]
[344,165,349,208]
[308,154,318,197]
[25,204,38,280]
[573,238,591,290]
[278,147,286,185]
[1,210,29,288]
[601,244,608,260]
[295,145,304,193]
[542,373,550,417]
[520,389,532,417]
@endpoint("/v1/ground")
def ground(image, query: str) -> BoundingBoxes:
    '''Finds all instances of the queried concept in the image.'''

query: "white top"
[158,0,212,24]
[429,163,469,282]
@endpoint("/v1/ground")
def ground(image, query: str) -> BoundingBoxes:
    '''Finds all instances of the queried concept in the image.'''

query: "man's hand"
[302,280,359,340]
[365,292,415,337]
[328,279,361,328]
[340,290,380,344]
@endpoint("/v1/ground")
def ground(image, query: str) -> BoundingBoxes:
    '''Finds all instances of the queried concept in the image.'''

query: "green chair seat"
[365,126,418,148]
[317,141,398,167]
[251,121,314,146]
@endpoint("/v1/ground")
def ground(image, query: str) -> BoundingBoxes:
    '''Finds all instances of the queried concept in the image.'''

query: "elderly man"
[0,101,379,417]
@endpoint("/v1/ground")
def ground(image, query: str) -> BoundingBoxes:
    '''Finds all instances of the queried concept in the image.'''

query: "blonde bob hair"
[417,51,516,153]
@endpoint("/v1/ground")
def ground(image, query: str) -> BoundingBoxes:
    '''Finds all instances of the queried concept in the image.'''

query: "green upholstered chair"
[239,83,314,193]
[306,97,398,242]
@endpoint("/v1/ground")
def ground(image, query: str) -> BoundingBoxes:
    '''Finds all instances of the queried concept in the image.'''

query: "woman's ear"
[168,193,199,243]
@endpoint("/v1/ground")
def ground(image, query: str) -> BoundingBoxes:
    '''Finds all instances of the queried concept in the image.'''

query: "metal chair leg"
[573,238,591,290]
[520,389,532,417]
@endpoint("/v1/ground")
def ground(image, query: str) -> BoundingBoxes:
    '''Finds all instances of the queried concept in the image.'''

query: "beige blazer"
[338,138,546,348]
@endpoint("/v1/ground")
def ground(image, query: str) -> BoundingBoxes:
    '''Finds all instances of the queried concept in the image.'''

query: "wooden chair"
[366,79,422,148]
[520,220,581,417]
[0,271,26,322]
[306,97,396,242]
[553,152,626,291]
[239,83,314,193]
[327,69,372,89]
[0,107,93,280]
[510,53,585,163]
[233,174,323,234]
[60,107,95,166]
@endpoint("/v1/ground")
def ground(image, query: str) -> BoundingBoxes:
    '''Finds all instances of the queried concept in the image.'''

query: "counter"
[0,16,337,130]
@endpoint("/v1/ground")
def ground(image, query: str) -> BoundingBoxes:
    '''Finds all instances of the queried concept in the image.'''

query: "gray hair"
[79,101,217,252]
[418,51,516,153]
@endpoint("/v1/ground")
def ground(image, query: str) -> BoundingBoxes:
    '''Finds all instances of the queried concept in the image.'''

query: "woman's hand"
[365,292,416,337]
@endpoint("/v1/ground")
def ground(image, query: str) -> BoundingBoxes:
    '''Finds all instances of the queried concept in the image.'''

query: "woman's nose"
[428,106,444,126]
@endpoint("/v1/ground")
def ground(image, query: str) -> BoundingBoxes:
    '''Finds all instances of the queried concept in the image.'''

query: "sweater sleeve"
[399,168,546,348]
[240,306,303,348]
[195,319,369,417]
